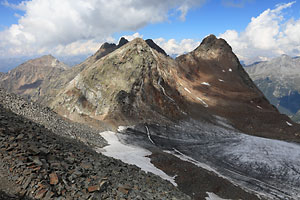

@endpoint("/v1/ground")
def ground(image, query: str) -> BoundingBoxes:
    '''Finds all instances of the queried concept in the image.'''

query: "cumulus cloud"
[0,0,204,58]
[122,32,144,41]
[154,38,200,56]
[1,0,27,10]
[219,1,300,64]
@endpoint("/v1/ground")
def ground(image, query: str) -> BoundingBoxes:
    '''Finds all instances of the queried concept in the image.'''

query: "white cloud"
[154,38,200,56]
[0,0,205,58]
[219,1,300,64]
[1,0,27,10]
[122,32,144,41]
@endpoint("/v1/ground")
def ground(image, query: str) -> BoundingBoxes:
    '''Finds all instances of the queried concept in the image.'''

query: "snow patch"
[184,87,191,94]
[117,126,134,133]
[201,82,211,86]
[218,79,224,82]
[257,105,263,109]
[286,121,293,126]
[196,97,208,107]
[145,126,155,145]
[229,68,232,72]
[164,148,218,175]
[222,70,226,73]
[98,131,177,186]
[205,192,230,200]
[158,77,175,102]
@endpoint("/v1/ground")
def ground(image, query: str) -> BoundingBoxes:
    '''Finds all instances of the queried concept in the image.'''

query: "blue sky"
[114,0,300,41]
[0,0,300,66]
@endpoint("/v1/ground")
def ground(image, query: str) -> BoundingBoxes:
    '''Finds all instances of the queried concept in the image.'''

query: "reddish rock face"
[174,35,300,140]
[49,172,59,185]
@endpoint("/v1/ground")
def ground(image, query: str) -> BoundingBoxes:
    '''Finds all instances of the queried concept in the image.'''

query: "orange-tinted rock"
[49,172,59,185]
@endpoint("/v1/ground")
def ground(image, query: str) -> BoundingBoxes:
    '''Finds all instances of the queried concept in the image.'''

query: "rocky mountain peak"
[145,39,167,56]
[20,55,69,70]
[100,42,117,50]
[94,38,129,61]
[196,34,232,52]
[117,37,129,47]
[0,55,70,102]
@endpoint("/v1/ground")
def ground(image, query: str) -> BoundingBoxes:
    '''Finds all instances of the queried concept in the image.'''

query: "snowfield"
[97,131,177,186]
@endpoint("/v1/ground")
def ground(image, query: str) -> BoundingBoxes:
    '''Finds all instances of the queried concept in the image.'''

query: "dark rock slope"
[0,90,190,200]
[0,88,106,149]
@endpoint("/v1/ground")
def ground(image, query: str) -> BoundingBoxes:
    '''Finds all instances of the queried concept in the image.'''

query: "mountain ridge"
[246,54,300,122]
[48,35,300,142]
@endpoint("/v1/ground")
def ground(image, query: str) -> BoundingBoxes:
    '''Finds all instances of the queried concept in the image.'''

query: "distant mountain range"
[246,54,300,122]
[0,55,69,103]
[0,55,88,73]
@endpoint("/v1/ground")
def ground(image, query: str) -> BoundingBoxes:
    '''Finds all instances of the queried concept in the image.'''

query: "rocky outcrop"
[246,55,300,123]
[145,39,167,56]
[94,37,128,61]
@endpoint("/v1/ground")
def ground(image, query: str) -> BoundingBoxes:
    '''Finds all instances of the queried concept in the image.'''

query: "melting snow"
[118,126,133,132]
[257,105,262,109]
[286,121,293,126]
[98,131,177,186]
[158,78,175,102]
[184,87,191,94]
[145,126,155,145]
[201,82,211,86]
[218,79,224,82]
[205,192,230,200]
[196,97,208,107]
[164,148,218,175]
[229,68,232,72]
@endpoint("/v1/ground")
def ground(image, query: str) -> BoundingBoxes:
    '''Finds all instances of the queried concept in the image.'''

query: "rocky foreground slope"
[246,55,300,122]
[0,89,189,200]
